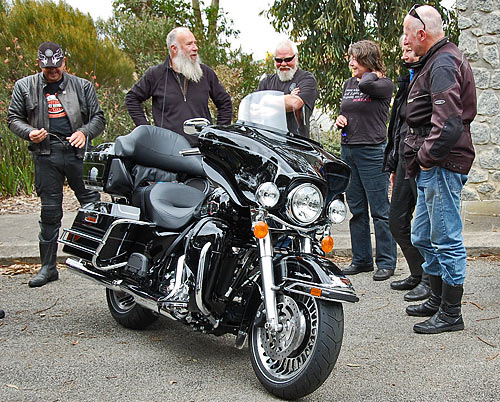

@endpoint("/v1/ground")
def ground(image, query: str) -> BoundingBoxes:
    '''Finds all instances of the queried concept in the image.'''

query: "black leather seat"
[144,182,206,230]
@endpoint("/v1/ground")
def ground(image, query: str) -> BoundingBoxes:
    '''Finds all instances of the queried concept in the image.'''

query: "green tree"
[1,0,135,87]
[265,0,458,113]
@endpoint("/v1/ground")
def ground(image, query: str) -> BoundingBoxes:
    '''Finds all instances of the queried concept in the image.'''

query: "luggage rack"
[60,218,155,271]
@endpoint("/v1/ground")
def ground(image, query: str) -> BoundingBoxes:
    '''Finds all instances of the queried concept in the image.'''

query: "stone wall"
[458,0,500,201]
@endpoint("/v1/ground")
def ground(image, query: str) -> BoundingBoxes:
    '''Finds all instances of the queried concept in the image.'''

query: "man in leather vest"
[8,42,105,288]
[402,5,476,334]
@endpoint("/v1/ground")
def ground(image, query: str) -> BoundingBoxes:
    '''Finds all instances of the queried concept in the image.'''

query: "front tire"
[106,288,158,329]
[249,294,344,400]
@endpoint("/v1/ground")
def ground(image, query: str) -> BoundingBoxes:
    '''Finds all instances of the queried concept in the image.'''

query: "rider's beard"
[277,65,298,82]
[173,49,203,83]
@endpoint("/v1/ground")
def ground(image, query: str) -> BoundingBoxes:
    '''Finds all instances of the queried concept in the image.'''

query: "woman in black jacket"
[383,40,431,301]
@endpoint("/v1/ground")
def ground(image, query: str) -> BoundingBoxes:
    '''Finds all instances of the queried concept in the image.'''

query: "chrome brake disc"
[259,295,306,360]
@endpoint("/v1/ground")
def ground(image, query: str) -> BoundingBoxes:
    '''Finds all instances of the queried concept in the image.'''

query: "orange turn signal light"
[321,236,334,253]
[253,221,269,239]
[310,287,322,297]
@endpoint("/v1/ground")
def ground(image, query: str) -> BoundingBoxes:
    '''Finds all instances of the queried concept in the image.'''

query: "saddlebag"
[59,202,152,269]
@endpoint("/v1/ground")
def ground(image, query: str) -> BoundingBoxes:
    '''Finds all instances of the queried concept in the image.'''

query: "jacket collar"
[406,37,449,71]
[38,71,68,90]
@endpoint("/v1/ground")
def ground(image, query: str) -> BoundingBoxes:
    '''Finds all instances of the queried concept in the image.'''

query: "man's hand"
[290,87,300,96]
[29,128,48,143]
[67,130,87,148]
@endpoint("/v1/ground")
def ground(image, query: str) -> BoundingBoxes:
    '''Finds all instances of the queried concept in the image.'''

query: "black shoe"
[28,268,59,288]
[373,268,394,281]
[342,263,374,275]
[0,309,4,319]
[391,275,421,290]
[404,281,431,302]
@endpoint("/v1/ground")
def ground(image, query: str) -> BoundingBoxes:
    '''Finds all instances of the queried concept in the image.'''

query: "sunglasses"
[274,54,296,64]
[409,4,426,30]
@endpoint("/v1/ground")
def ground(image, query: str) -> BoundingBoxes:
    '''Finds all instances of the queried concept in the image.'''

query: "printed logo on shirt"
[343,88,372,102]
[46,93,67,118]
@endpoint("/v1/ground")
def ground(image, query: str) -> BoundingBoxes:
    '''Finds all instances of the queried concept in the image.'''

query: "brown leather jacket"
[404,38,477,178]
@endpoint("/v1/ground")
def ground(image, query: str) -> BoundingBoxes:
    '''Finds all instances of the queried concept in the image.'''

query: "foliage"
[1,0,135,87]
[266,0,459,114]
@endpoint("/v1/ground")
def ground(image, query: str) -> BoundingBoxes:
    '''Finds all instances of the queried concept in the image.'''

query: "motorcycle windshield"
[236,91,288,134]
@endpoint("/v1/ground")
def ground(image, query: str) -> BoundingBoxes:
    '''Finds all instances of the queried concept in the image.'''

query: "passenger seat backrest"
[114,125,205,177]
[105,158,133,196]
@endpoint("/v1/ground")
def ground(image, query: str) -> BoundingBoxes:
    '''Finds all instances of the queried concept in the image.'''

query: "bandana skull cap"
[38,42,64,68]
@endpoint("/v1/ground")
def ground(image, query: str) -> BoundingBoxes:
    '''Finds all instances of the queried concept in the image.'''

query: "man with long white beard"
[257,39,318,138]
[125,27,232,146]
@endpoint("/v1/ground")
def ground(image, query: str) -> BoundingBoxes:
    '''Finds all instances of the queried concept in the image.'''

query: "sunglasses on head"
[275,54,296,63]
[409,4,426,30]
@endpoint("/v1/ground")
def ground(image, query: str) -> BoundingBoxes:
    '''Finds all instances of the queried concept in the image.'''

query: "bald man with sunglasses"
[257,39,318,138]
[402,5,476,334]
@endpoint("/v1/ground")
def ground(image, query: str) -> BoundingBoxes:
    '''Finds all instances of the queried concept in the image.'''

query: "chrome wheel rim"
[109,290,136,313]
[253,295,318,381]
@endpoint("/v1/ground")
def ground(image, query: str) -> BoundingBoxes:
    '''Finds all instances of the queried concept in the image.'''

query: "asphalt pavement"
[0,204,499,401]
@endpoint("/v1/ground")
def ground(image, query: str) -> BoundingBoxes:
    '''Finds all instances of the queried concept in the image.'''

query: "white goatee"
[277,65,298,82]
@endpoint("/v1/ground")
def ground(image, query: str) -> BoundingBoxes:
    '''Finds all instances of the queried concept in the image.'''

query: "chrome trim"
[283,281,359,303]
[266,213,322,233]
[65,257,180,321]
[195,243,218,327]
[259,233,281,332]
[165,255,186,300]
[60,218,155,271]
[300,237,312,254]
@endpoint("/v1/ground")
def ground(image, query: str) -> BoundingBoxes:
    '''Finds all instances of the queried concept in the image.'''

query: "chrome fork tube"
[300,237,312,254]
[258,233,282,332]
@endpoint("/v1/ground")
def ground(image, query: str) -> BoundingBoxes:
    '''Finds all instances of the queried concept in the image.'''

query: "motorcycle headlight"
[286,183,323,224]
[256,182,280,208]
[328,199,347,224]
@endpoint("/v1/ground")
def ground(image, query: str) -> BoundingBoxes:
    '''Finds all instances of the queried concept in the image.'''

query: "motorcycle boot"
[404,272,431,302]
[406,274,441,316]
[413,283,464,334]
[29,241,59,288]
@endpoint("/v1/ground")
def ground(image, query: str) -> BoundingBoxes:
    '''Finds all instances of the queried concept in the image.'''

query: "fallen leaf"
[72,340,79,345]
[346,363,360,367]
[170,380,177,385]
[20,325,27,332]
[486,353,499,361]
[6,384,19,389]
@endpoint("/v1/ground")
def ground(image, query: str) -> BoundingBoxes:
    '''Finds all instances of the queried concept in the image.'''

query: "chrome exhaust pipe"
[65,257,177,320]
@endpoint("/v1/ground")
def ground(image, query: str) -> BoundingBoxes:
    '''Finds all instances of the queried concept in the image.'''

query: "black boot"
[406,274,441,316]
[391,275,420,291]
[404,272,431,302]
[0,309,4,319]
[29,241,59,288]
[413,283,465,334]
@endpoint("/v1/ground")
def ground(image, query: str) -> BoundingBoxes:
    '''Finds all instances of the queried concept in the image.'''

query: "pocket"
[403,135,425,158]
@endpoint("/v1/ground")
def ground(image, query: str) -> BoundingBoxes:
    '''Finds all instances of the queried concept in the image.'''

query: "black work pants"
[34,141,100,244]
[388,156,424,277]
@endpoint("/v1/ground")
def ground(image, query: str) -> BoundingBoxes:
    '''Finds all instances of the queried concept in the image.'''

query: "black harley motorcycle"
[60,91,358,399]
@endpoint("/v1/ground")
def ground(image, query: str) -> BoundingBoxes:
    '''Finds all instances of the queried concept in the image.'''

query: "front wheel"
[106,288,158,329]
[249,294,344,400]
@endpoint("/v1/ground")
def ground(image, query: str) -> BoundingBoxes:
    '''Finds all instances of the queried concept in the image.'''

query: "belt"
[409,125,432,137]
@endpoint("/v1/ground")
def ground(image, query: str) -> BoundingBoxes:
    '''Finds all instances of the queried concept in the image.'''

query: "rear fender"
[274,254,359,303]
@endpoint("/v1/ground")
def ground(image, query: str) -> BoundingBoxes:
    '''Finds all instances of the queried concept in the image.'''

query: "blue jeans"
[341,144,397,270]
[411,167,468,285]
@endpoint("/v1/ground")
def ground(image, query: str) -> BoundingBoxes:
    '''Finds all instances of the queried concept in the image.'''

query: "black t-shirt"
[44,79,72,137]
[339,73,394,145]
[257,69,318,138]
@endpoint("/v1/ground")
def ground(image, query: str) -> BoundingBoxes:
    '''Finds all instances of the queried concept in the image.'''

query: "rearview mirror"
[183,118,210,135]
